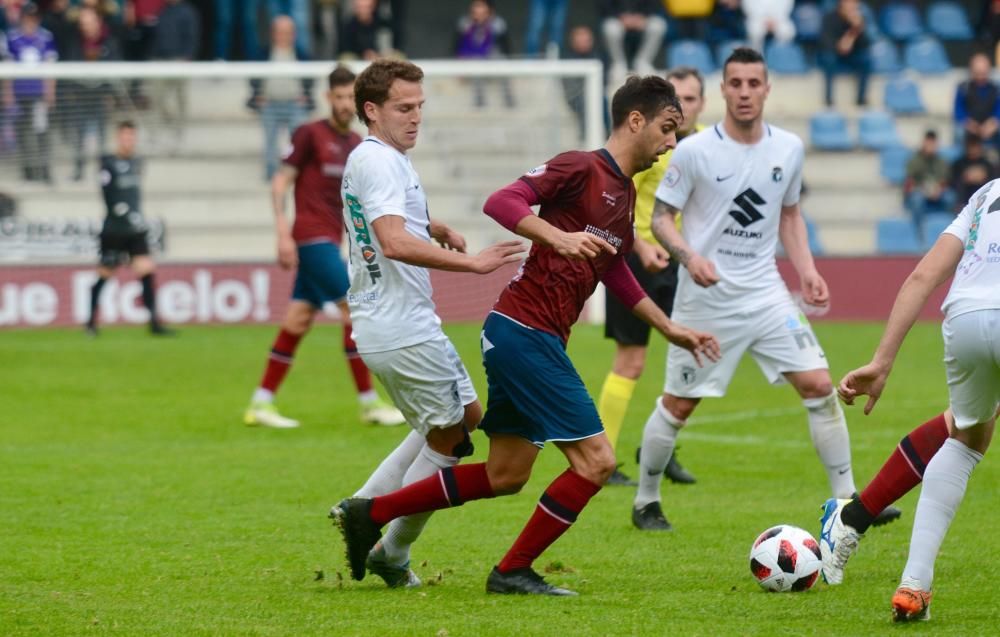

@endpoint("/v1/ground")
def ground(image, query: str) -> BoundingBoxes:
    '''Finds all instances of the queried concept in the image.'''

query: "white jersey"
[941,179,1000,319]
[655,122,805,319]
[341,136,442,353]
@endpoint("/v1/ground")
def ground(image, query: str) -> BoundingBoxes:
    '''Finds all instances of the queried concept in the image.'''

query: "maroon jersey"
[493,150,636,342]
[283,120,361,244]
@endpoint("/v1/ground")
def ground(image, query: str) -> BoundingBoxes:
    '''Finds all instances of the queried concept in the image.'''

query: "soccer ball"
[749,524,822,592]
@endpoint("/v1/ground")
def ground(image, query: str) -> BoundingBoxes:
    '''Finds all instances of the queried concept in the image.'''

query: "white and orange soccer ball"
[749,524,822,592]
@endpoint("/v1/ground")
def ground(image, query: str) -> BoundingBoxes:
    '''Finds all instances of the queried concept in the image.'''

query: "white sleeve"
[654,142,695,211]
[782,139,805,207]
[943,202,974,244]
[357,151,407,222]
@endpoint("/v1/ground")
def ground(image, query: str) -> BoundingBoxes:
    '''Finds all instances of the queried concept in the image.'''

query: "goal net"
[0,60,604,329]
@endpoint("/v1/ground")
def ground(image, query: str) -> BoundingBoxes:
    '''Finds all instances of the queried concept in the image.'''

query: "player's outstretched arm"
[270,165,299,270]
[838,234,964,413]
[779,203,828,307]
[651,199,719,286]
[372,215,524,274]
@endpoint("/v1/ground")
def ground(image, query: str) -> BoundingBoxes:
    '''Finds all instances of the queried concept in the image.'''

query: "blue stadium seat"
[810,111,854,151]
[927,2,973,41]
[877,218,922,253]
[715,40,746,65]
[765,41,810,74]
[922,212,956,248]
[883,76,926,115]
[805,217,824,255]
[793,3,823,42]
[879,145,913,185]
[880,2,924,41]
[903,36,951,74]
[869,38,902,74]
[858,111,901,150]
[667,40,715,76]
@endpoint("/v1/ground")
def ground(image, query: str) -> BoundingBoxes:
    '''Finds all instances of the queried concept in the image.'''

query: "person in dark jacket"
[954,52,1000,148]
[819,0,871,107]
[151,0,200,151]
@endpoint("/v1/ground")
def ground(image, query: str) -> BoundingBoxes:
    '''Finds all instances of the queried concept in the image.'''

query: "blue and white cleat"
[819,498,862,585]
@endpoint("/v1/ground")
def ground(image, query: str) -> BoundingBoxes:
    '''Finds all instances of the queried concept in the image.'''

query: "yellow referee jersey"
[632,125,704,245]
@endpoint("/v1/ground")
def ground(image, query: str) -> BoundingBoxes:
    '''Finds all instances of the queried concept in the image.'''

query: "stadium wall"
[0,257,945,329]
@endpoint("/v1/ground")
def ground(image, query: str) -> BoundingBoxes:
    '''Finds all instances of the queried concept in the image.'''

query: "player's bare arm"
[513,215,617,260]
[270,165,299,270]
[631,297,720,366]
[372,215,523,274]
[429,219,467,253]
[839,234,965,414]
[651,199,719,286]
[632,234,670,272]
[779,203,828,307]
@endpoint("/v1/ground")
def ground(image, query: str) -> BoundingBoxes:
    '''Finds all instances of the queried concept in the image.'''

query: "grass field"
[1,321,998,636]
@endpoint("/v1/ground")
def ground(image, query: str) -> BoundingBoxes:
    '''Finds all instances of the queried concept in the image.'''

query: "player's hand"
[432,224,467,253]
[277,235,298,270]
[838,361,891,415]
[471,240,525,274]
[553,231,616,260]
[635,240,670,273]
[666,324,721,367]
[686,254,720,287]
[800,271,830,307]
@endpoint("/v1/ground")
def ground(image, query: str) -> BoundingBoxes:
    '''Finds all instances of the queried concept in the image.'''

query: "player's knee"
[796,377,835,400]
[462,401,483,432]
[662,394,696,423]
[488,469,530,495]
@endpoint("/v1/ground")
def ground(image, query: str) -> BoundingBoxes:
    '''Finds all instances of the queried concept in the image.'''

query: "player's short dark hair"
[354,59,424,126]
[723,47,768,80]
[328,65,356,89]
[117,120,136,131]
[610,75,682,129]
[666,66,705,97]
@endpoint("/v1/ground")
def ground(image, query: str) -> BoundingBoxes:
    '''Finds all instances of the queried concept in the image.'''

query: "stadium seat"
[858,111,901,150]
[805,217,824,255]
[922,212,956,248]
[877,218,922,253]
[927,2,973,41]
[869,38,902,75]
[765,41,810,74]
[883,76,926,115]
[667,40,715,77]
[810,111,854,151]
[879,145,913,185]
[903,36,951,74]
[880,2,924,41]
[715,40,746,65]
[792,3,823,42]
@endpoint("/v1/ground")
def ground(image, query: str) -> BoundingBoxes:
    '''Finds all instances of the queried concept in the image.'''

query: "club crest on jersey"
[526,164,547,177]
[681,366,696,385]
[664,165,681,188]
[771,167,783,183]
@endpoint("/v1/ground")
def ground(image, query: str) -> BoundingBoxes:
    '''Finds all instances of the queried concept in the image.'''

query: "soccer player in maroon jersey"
[244,66,404,429]
[334,76,720,595]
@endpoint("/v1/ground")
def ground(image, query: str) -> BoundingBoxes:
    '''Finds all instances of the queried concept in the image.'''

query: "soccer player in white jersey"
[334,59,523,587]
[836,180,1000,622]
[631,47,896,530]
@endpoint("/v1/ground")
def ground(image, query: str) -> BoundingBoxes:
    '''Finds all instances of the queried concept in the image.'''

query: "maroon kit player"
[334,76,720,595]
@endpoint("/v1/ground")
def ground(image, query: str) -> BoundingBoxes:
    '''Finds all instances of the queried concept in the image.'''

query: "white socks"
[252,388,274,403]
[804,392,857,499]
[902,438,982,590]
[634,399,684,509]
[354,430,425,498]
[381,445,458,565]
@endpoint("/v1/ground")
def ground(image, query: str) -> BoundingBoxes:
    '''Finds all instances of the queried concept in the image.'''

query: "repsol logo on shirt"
[345,194,382,284]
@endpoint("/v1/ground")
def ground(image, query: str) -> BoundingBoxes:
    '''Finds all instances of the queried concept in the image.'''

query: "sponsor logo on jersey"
[729,188,766,228]
[526,164,547,177]
[772,167,783,183]
[715,174,733,182]
[601,191,617,206]
[664,165,681,187]
[345,193,382,284]
[584,224,623,250]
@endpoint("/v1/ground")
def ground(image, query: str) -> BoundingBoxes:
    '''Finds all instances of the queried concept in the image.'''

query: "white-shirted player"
[836,180,1000,622]
[631,47,897,530]
[334,59,523,586]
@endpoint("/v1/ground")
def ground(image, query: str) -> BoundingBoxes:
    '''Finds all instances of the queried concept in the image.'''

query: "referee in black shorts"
[86,121,172,336]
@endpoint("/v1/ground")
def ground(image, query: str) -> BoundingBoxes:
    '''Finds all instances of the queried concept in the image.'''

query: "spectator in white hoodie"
[744,0,795,53]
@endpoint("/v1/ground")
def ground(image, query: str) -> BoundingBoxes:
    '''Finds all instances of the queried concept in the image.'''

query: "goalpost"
[0,60,606,329]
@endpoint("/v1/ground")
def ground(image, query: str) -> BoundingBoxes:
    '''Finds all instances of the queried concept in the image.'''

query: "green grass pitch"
[1,321,997,636]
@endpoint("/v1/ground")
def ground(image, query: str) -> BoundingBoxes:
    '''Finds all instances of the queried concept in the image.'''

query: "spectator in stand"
[454,0,514,108]
[339,0,384,60]
[42,0,74,59]
[707,0,743,42]
[4,3,57,183]
[954,52,1000,149]
[214,0,264,60]
[601,0,667,79]
[267,0,310,57]
[150,0,198,152]
[562,24,600,141]
[380,0,406,53]
[903,130,955,233]
[950,134,999,208]
[249,15,312,180]
[662,0,714,40]
[744,0,794,52]
[63,5,120,181]
[524,0,569,57]
[978,0,1000,66]
[819,0,870,108]
[122,1,164,64]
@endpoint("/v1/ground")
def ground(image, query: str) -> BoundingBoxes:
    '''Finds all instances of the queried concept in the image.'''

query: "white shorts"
[943,309,1000,429]
[361,336,478,436]
[666,299,828,398]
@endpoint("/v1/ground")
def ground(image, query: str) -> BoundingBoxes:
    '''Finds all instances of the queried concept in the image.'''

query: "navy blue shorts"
[291,241,349,308]
[479,312,604,448]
